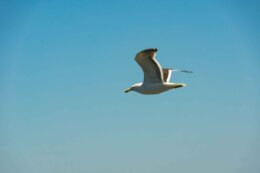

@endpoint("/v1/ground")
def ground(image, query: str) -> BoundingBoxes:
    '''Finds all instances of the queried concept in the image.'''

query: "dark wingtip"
[182,70,193,73]
[141,48,158,53]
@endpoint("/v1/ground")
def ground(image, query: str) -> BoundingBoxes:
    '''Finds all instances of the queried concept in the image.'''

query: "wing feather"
[162,68,172,83]
[135,48,163,84]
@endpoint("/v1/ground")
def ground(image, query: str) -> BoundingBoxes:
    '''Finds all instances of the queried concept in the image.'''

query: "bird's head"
[124,87,133,93]
[124,83,142,93]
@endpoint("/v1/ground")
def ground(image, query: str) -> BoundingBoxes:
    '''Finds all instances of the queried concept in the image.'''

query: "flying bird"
[125,48,192,94]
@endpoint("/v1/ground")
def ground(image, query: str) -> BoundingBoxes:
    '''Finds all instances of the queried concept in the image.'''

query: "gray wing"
[162,68,172,83]
[135,48,163,84]
[163,69,192,83]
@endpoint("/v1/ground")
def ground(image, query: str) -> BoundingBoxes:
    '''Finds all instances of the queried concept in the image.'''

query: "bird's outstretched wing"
[162,68,172,83]
[135,48,163,84]
[163,69,192,83]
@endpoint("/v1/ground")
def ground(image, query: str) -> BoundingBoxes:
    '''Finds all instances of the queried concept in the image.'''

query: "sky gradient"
[1,0,260,173]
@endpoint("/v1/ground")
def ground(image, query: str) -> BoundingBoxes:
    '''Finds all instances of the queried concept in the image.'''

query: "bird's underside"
[136,83,187,94]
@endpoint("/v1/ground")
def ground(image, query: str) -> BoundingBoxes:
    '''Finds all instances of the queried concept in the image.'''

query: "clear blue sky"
[1,0,259,173]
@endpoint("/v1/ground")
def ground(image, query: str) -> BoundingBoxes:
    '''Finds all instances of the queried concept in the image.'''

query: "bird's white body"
[131,82,186,95]
[125,48,191,95]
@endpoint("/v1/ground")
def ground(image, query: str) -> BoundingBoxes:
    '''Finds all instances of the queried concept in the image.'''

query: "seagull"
[125,48,192,94]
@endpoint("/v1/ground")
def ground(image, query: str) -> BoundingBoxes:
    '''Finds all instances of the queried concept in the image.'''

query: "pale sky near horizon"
[1,0,260,173]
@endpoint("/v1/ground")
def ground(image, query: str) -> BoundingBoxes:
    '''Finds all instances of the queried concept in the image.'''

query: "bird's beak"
[124,88,132,93]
